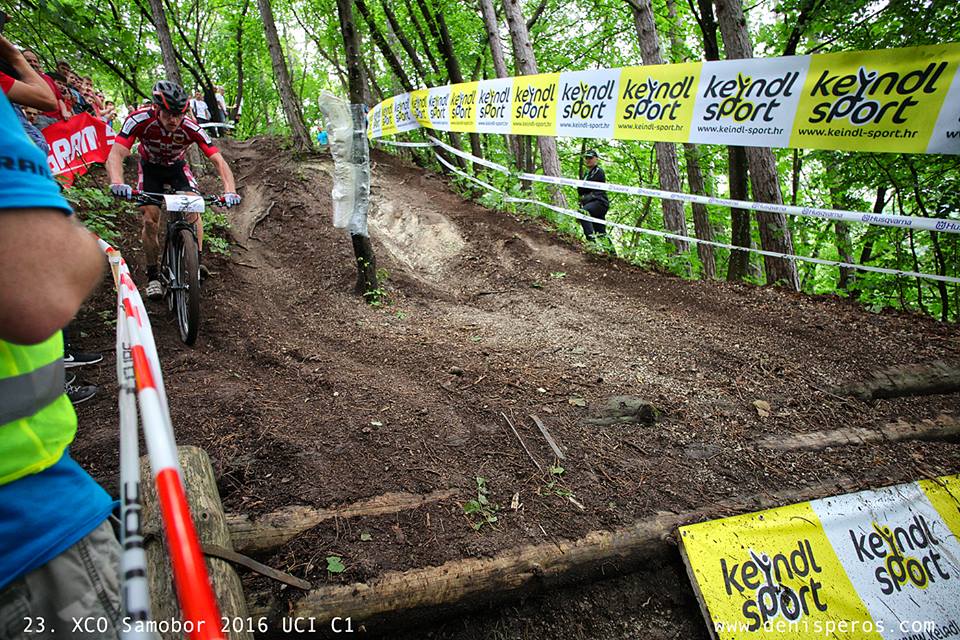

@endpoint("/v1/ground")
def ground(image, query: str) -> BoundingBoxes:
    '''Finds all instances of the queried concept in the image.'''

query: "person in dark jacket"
[577,149,612,251]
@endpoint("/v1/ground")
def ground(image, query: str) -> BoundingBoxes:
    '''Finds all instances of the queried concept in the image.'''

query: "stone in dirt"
[581,396,659,427]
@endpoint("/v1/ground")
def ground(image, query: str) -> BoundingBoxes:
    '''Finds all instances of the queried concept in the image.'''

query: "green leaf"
[326,556,345,573]
[550,465,565,476]
[360,533,372,542]
[463,500,482,515]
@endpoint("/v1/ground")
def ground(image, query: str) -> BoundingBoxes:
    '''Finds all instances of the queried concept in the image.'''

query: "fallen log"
[753,414,960,452]
[141,446,251,640]
[226,489,457,554]
[247,477,870,636]
[840,360,960,400]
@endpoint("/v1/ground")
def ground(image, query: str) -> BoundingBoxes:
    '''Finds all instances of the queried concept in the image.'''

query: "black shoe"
[199,264,211,281]
[67,381,97,405]
[65,372,77,386]
[64,349,103,368]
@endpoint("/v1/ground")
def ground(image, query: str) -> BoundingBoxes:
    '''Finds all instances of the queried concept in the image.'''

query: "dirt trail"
[72,137,960,638]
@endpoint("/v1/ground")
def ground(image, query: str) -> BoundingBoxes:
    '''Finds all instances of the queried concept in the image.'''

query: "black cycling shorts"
[136,160,198,196]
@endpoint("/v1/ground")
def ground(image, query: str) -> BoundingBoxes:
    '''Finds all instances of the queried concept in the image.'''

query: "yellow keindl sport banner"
[678,474,960,639]
[367,44,960,154]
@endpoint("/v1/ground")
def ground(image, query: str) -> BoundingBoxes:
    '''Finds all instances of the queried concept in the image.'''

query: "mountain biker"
[106,80,241,300]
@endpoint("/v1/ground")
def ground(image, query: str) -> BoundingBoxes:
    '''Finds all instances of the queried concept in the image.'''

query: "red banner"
[43,113,115,185]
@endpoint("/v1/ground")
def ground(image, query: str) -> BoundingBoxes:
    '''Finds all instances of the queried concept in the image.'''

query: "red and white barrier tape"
[101,240,225,640]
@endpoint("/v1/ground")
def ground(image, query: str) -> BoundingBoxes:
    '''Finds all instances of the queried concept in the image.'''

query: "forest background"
[5,0,959,321]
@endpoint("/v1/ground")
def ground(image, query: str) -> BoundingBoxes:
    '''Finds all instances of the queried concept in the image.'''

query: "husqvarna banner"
[678,475,960,639]
[368,43,960,154]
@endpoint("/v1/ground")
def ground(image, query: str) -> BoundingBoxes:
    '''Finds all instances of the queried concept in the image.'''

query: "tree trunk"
[726,146,752,280]
[380,0,428,83]
[360,51,386,103]
[828,188,855,290]
[336,0,369,105]
[858,186,886,264]
[257,0,312,152]
[715,0,799,290]
[501,0,567,208]
[478,0,522,168]
[627,0,689,253]
[355,0,414,91]
[232,0,248,122]
[403,0,441,77]
[147,0,182,85]
[683,144,716,278]
[416,0,485,164]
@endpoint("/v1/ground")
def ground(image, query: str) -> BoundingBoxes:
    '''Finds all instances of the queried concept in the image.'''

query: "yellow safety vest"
[0,332,77,485]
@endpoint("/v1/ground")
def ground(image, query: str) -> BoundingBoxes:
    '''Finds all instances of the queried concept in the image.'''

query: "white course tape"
[428,135,512,174]
[518,172,960,235]
[375,139,433,148]
[402,136,960,235]
[425,146,960,285]
[198,121,235,129]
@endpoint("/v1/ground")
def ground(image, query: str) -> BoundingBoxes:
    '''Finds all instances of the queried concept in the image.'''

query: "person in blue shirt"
[0,90,121,637]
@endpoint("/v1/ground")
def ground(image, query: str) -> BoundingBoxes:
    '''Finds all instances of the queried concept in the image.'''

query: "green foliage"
[202,207,232,256]
[66,186,122,243]
[361,267,391,307]
[540,464,575,500]
[462,476,499,531]
[325,555,345,573]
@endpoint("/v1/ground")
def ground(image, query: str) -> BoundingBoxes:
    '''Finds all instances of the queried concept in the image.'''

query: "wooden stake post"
[140,446,251,639]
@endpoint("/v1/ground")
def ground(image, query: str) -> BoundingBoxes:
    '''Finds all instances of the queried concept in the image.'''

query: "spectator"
[189,89,210,127]
[21,49,71,127]
[212,85,228,137]
[2,45,102,400]
[80,76,102,116]
[48,72,75,115]
[577,149,613,252]
[0,35,56,153]
[60,70,91,115]
[0,88,121,638]
[0,36,56,112]
[101,100,117,127]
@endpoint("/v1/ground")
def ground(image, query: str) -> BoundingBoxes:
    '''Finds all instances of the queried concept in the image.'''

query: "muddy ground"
[70,137,959,638]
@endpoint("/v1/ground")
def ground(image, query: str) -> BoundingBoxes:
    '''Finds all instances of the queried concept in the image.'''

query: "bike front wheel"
[174,228,201,345]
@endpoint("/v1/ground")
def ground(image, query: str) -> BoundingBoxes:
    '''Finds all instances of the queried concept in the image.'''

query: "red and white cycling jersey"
[116,107,219,165]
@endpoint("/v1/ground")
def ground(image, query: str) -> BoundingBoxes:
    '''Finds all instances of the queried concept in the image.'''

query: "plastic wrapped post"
[318,92,378,296]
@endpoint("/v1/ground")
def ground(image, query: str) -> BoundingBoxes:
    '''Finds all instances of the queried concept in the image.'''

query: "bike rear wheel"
[173,228,201,345]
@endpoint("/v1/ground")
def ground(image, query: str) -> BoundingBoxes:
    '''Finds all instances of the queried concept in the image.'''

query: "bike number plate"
[164,194,205,213]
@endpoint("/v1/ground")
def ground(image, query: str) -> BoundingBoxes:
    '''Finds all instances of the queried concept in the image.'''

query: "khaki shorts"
[0,519,122,639]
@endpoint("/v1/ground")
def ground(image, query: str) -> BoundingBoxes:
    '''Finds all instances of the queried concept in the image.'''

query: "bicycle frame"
[132,190,221,345]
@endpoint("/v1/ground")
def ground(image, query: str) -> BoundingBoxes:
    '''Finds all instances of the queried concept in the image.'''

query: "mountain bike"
[131,190,224,345]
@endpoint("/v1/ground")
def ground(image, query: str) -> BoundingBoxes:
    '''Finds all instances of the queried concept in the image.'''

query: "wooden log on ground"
[248,477,869,636]
[226,489,457,555]
[141,445,251,640]
[840,361,960,400]
[753,414,960,452]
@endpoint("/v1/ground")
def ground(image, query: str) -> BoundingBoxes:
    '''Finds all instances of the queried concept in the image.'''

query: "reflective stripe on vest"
[0,358,65,424]
[0,333,77,486]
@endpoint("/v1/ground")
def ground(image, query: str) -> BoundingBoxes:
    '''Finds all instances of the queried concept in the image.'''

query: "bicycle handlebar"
[130,190,225,205]
[121,189,226,207]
